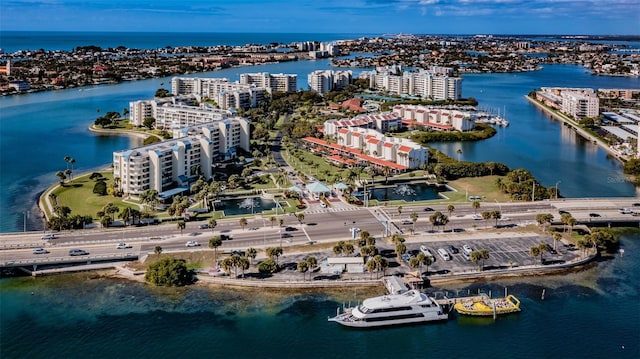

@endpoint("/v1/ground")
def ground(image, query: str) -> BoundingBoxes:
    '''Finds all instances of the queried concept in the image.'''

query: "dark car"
[199,224,209,229]
[220,234,232,241]
[589,213,600,217]
[285,226,297,231]
[447,245,459,254]
[633,203,640,207]
[424,207,434,212]
[69,249,88,256]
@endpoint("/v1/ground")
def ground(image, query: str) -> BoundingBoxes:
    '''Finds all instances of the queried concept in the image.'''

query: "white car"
[186,240,200,247]
[472,214,482,220]
[462,244,473,254]
[116,243,132,249]
[41,233,55,239]
[419,245,434,259]
[32,247,49,255]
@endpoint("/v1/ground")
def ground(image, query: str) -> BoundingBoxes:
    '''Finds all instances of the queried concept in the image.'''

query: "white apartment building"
[171,77,266,110]
[393,104,475,132]
[561,90,599,119]
[360,69,462,100]
[323,112,402,136]
[129,99,232,130]
[239,72,297,93]
[113,118,250,196]
[307,70,352,94]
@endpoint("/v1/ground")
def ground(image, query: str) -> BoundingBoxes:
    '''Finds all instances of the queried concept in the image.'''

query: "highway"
[1,198,638,268]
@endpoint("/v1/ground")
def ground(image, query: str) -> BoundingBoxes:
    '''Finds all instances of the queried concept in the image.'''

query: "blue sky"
[2,0,639,35]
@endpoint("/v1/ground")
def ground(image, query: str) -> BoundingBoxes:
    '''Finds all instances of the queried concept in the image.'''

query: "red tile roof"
[398,145,413,153]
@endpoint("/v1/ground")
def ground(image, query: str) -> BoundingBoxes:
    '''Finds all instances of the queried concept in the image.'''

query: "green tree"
[177,220,186,235]
[258,259,278,273]
[552,232,562,251]
[269,216,276,228]
[145,258,192,287]
[410,211,418,232]
[529,246,540,264]
[208,218,217,232]
[490,210,502,227]
[246,247,258,265]
[239,217,248,230]
[447,204,455,218]
[297,260,309,280]
[266,246,283,265]
[56,171,66,185]
[209,236,223,265]
[93,180,107,195]
[143,117,156,129]
[154,246,163,257]
[472,200,480,215]
[296,213,305,223]
[395,242,407,258]
[537,243,547,264]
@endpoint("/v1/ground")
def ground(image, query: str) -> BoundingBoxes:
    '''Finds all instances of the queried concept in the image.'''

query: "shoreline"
[88,124,161,140]
[525,95,627,163]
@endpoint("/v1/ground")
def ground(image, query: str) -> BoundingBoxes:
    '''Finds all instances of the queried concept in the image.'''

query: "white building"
[171,77,266,110]
[129,99,232,130]
[113,118,250,196]
[307,70,352,94]
[323,112,402,136]
[360,69,462,100]
[561,90,599,119]
[392,104,475,132]
[239,72,297,93]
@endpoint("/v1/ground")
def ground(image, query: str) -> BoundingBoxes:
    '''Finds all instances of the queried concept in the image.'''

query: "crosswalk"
[305,206,361,215]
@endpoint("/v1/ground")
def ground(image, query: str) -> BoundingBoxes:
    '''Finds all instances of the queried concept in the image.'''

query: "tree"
[306,256,317,274]
[93,180,107,195]
[297,260,309,280]
[537,243,547,264]
[536,213,554,232]
[366,254,388,279]
[472,200,480,215]
[145,258,192,287]
[221,255,243,278]
[258,259,278,273]
[269,216,276,228]
[490,210,502,227]
[266,246,283,265]
[395,242,407,258]
[209,236,223,265]
[397,206,403,217]
[143,117,156,129]
[246,247,258,265]
[56,171,66,185]
[552,232,562,251]
[154,246,163,257]
[177,220,186,235]
[208,218,217,232]
[119,207,134,226]
[239,217,248,230]
[140,189,159,211]
[529,246,540,264]
[470,250,482,270]
[296,213,305,223]
[481,210,491,228]
[410,211,418,232]
[447,204,455,219]
[409,252,432,275]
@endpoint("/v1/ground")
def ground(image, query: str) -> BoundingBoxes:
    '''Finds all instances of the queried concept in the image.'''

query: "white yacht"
[328,290,448,328]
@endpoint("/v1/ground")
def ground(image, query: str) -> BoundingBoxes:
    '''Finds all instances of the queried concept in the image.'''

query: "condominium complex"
[113,118,250,196]
[129,98,232,131]
[535,87,599,119]
[323,112,402,136]
[239,72,297,93]
[171,77,266,110]
[359,67,462,100]
[309,114,428,171]
[307,70,353,94]
[392,104,475,132]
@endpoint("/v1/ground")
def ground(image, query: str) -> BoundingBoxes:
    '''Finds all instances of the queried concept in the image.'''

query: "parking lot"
[402,235,581,274]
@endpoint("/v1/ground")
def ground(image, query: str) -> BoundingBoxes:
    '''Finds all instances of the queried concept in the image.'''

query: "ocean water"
[1,232,638,358]
[0,31,374,53]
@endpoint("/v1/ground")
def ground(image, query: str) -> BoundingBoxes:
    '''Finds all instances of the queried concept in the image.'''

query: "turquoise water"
[356,183,445,202]
[1,232,638,358]
[216,197,277,216]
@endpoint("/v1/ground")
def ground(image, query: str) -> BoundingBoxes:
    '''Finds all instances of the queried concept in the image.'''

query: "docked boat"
[328,290,449,328]
[453,294,521,316]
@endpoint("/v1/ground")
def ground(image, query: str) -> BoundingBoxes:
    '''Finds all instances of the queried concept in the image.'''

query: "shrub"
[145,258,194,287]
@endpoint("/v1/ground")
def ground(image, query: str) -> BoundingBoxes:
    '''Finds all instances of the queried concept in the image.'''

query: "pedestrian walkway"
[304,206,361,215]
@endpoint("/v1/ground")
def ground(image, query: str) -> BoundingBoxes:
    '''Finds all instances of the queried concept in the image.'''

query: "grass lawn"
[446,176,512,203]
[52,171,143,218]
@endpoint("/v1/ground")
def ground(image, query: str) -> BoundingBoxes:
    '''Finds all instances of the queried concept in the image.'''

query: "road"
[1,198,638,267]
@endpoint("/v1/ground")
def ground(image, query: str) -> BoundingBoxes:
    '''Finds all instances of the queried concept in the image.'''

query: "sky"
[1,0,639,35]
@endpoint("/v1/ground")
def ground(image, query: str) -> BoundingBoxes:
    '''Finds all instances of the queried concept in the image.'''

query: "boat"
[328,290,449,328]
[453,294,521,316]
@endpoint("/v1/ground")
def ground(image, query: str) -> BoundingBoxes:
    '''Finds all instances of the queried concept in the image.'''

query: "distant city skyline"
[1,0,639,35]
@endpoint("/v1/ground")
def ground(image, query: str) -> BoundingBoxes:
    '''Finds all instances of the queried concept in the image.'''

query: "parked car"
[285,226,297,231]
[116,243,132,249]
[32,247,49,255]
[68,249,88,256]
[447,245,459,254]
[199,224,209,229]
[41,233,55,240]
[402,220,413,225]
[419,245,435,260]
[401,253,411,263]
[185,240,200,247]
[437,248,451,261]
[462,244,473,254]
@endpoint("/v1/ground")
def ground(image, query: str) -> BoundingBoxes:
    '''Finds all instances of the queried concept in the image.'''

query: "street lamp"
[555,181,561,200]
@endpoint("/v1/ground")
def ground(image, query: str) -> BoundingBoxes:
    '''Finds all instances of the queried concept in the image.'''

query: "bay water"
[1,232,638,358]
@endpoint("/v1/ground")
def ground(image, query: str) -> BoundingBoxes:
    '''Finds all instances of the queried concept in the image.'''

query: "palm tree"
[537,243,547,264]
[55,171,66,185]
[154,246,163,257]
[209,236,223,265]
[552,232,562,251]
[490,210,502,227]
[246,247,258,265]
[481,211,491,228]
[567,217,576,235]
[397,206,403,217]
[269,216,276,228]
[306,256,317,274]
[479,249,489,270]
[395,242,407,258]
[529,246,540,264]
[239,217,248,230]
[177,220,186,235]
[447,204,455,219]
[470,250,482,271]
[410,211,418,232]
[296,213,305,223]
[266,246,283,265]
[472,200,480,215]
[297,260,309,281]
[208,218,217,233]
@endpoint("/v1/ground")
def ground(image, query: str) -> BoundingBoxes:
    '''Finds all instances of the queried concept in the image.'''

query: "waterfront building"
[392,104,475,132]
[113,118,250,197]
[171,77,266,110]
[239,72,297,93]
[359,68,462,100]
[561,90,599,119]
[307,70,352,94]
[310,114,427,171]
[129,98,232,131]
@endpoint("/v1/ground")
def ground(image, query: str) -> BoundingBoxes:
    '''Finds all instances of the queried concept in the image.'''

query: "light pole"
[495,199,502,213]
[555,181,561,200]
